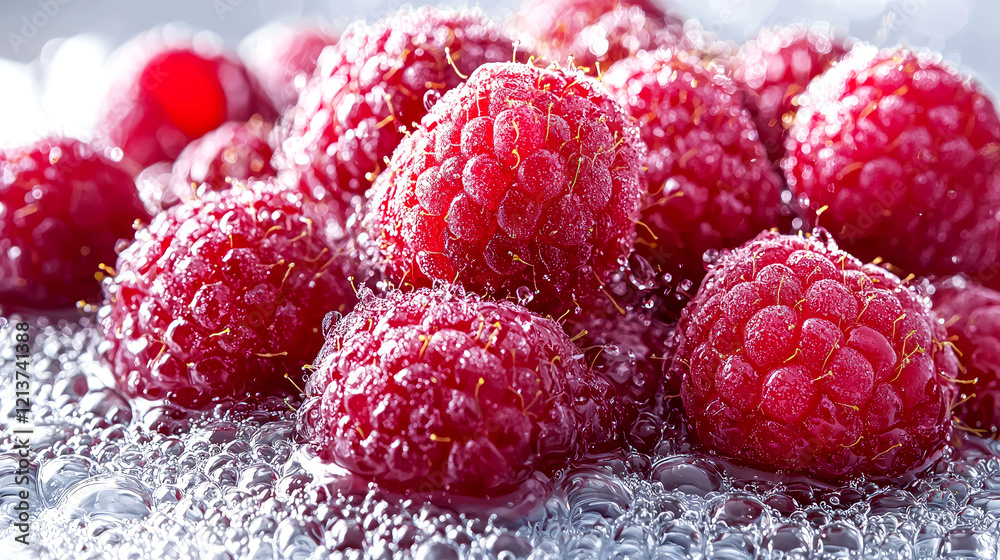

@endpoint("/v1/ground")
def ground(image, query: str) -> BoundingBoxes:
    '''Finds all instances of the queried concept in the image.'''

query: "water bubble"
[702,248,721,268]
[78,388,132,425]
[652,457,723,497]
[816,522,863,558]
[329,518,366,551]
[939,528,998,559]
[628,255,658,290]
[423,90,443,112]
[710,494,771,529]
[415,540,460,560]
[57,474,152,523]
[516,286,535,306]
[38,455,101,507]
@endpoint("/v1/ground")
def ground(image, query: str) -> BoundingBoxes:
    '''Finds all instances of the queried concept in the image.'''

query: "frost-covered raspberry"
[297,287,621,495]
[732,23,850,162]
[671,231,958,480]
[513,0,687,72]
[0,138,149,309]
[100,181,357,408]
[932,277,1000,439]
[783,45,1000,279]
[603,50,788,310]
[138,118,276,213]
[97,32,276,172]
[239,22,339,111]
[368,62,644,317]
[275,7,518,217]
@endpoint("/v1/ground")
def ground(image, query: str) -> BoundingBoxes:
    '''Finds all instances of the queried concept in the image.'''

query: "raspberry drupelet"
[138,118,276,213]
[0,137,149,309]
[97,31,276,172]
[367,61,644,318]
[100,181,357,408]
[671,231,959,480]
[297,287,622,496]
[932,277,1000,439]
[783,45,1000,279]
[275,7,519,218]
[732,23,851,163]
[602,49,788,313]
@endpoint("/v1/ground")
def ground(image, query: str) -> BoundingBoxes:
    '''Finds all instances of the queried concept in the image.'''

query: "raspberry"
[297,287,621,496]
[275,7,518,217]
[513,0,687,72]
[732,23,850,162]
[783,45,1000,279]
[671,231,959,480]
[602,50,788,312]
[368,62,644,317]
[932,277,1000,439]
[239,22,339,111]
[0,137,149,309]
[100,181,357,408]
[97,32,276,172]
[138,118,276,213]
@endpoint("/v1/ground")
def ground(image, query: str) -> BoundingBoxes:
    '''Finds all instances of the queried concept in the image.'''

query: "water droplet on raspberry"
[516,286,535,305]
[423,89,443,111]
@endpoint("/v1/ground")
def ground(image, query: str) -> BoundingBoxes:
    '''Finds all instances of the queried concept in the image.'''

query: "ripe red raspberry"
[602,50,788,312]
[97,32,277,172]
[368,62,644,318]
[297,287,621,496]
[138,118,276,213]
[732,23,850,162]
[783,45,1000,279]
[100,181,357,408]
[512,0,688,72]
[0,137,149,309]
[275,7,518,217]
[239,22,339,111]
[932,277,1000,439]
[671,231,959,480]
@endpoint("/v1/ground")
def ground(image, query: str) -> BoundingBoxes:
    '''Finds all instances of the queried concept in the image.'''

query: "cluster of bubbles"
[2,313,1000,559]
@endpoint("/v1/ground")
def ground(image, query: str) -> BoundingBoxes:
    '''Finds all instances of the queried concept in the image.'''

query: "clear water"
[3,312,1000,559]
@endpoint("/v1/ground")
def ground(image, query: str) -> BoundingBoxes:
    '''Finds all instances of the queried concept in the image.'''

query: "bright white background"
[0,0,996,150]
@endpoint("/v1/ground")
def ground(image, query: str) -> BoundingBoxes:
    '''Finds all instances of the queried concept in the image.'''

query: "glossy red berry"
[138,118,276,213]
[298,287,622,496]
[783,45,1000,279]
[97,32,276,172]
[100,181,357,408]
[367,61,644,318]
[0,137,149,309]
[513,0,688,72]
[671,231,958,480]
[732,23,850,162]
[932,277,1000,439]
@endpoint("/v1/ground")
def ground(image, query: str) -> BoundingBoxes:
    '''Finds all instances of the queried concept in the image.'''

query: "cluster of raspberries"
[8,0,1000,498]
